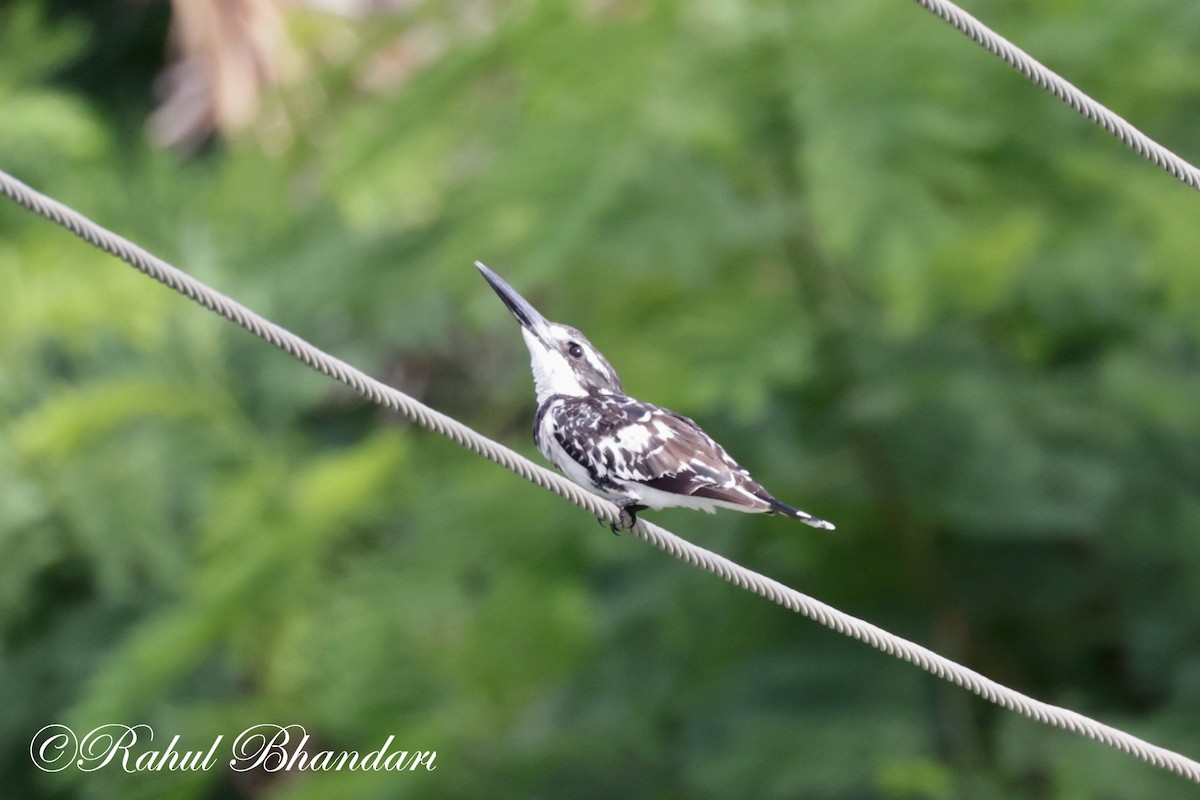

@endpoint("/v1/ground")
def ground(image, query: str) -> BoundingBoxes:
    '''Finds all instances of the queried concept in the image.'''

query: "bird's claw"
[615,506,639,534]
[597,506,638,535]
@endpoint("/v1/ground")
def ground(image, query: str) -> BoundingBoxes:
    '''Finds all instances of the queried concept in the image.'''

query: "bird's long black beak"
[475,261,552,341]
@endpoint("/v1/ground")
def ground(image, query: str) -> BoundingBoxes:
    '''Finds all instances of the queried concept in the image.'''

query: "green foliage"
[3,0,1200,798]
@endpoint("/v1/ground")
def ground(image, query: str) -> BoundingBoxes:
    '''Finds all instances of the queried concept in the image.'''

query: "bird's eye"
[567,342,584,359]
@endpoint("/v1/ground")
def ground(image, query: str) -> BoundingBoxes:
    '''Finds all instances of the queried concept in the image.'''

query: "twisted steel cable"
[912,0,1200,191]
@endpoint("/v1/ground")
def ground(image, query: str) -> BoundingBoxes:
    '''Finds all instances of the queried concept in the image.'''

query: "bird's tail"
[766,498,836,531]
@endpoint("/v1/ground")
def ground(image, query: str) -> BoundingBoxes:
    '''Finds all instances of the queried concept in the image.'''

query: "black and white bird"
[477,262,835,532]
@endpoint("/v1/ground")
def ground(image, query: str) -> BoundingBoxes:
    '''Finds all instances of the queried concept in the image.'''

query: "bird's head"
[477,261,623,404]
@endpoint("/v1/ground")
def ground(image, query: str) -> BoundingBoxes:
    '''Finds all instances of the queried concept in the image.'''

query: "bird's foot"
[594,515,627,535]
[605,502,646,535]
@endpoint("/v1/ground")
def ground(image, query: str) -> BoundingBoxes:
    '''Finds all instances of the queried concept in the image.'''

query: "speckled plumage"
[535,394,779,514]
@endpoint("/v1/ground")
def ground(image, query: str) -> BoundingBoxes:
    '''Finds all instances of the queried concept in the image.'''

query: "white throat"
[522,328,587,404]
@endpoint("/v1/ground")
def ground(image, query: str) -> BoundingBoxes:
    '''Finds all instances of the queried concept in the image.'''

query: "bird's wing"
[552,396,772,509]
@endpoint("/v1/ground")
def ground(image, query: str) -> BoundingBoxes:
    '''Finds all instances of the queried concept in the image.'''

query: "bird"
[476,261,835,533]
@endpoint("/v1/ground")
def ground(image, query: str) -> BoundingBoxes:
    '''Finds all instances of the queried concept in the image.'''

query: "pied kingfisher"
[477,262,835,532]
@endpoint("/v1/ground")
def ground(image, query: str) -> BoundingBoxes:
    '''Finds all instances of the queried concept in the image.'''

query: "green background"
[2,1,1199,797]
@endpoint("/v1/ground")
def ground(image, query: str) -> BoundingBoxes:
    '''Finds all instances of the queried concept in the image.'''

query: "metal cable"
[911,0,1200,191]
[3,166,1198,782]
